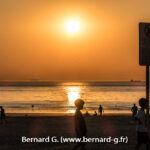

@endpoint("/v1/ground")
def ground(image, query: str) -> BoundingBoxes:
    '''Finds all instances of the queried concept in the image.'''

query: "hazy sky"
[0,0,150,81]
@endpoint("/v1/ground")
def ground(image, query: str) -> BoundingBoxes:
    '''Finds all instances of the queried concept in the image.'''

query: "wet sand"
[0,115,147,150]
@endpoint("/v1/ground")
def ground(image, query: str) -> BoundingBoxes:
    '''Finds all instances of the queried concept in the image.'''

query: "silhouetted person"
[131,104,138,119]
[93,111,97,116]
[98,105,104,117]
[32,104,34,110]
[135,98,149,150]
[0,106,6,124]
[73,99,87,150]
[85,111,90,117]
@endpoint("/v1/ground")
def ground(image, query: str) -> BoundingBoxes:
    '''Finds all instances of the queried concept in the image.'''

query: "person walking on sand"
[131,104,138,119]
[0,106,6,124]
[73,99,87,150]
[135,98,149,150]
[98,105,104,117]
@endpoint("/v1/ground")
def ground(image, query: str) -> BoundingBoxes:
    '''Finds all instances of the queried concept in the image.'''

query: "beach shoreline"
[5,111,131,117]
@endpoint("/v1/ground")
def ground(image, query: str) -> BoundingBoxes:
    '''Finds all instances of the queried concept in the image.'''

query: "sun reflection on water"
[67,109,75,113]
[66,87,81,105]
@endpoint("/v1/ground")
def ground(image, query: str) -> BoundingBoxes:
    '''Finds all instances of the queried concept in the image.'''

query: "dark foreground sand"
[0,115,148,150]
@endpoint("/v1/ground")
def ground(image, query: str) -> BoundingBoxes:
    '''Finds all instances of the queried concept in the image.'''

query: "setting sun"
[66,19,80,33]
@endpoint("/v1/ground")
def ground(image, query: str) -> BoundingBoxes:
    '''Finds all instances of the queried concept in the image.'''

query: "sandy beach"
[0,114,147,150]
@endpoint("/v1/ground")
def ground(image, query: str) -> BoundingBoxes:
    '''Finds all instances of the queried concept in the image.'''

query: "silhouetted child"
[93,111,97,116]
[98,105,104,117]
[73,99,87,150]
[131,104,138,119]
[85,111,90,117]
[135,98,149,150]
[0,106,6,124]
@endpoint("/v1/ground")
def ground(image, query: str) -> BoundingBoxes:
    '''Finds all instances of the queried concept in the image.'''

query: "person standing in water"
[98,105,104,117]
[73,99,87,150]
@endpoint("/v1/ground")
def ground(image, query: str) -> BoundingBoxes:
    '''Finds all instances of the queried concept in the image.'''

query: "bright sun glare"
[66,19,80,33]
[66,87,80,105]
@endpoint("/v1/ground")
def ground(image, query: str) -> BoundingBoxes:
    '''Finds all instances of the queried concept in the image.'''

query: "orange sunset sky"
[0,0,150,81]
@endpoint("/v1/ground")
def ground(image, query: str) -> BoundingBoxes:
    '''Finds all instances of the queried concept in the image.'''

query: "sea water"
[0,82,146,115]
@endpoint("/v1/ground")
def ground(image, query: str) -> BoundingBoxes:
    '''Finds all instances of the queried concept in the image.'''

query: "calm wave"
[0,82,146,114]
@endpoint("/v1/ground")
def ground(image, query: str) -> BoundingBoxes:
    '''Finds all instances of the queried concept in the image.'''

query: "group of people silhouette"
[85,103,139,119]
[85,105,104,117]
[0,99,149,150]
[73,98,149,150]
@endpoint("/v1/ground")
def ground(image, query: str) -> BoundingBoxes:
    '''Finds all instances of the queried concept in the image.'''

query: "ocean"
[0,82,146,115]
